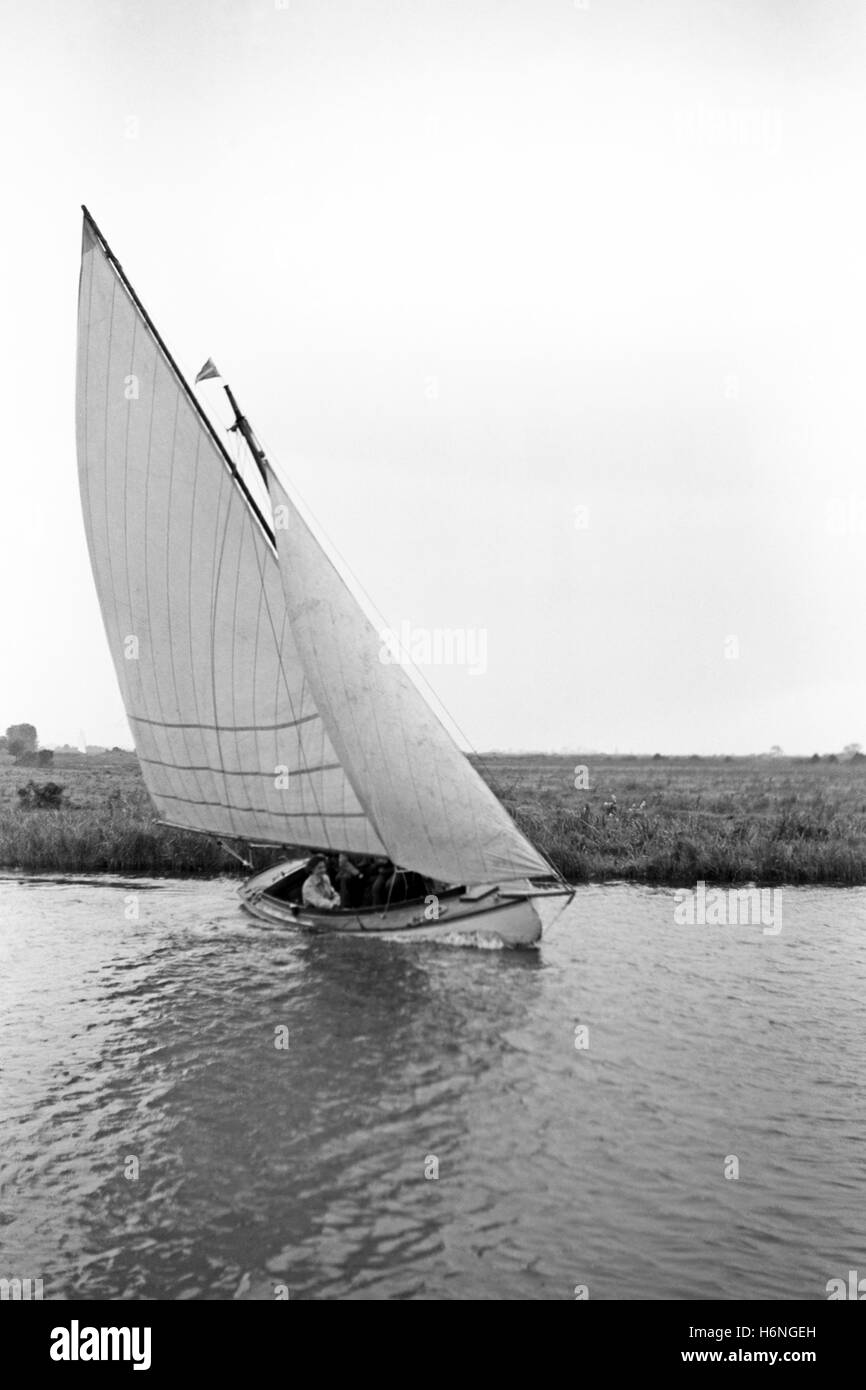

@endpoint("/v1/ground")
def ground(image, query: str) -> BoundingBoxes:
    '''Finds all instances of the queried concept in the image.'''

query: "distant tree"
[769,745,784,758]
[652,752,663,760]
[6,723,37,757]
[810,752,820,762]
[36,748,54,766]
[843,743,862,757]
[827,753,838,763]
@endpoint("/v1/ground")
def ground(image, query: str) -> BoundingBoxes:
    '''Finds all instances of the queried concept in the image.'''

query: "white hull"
[238,860,543,947]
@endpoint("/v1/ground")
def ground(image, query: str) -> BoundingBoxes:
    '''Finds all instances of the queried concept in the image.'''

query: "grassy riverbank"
[1,751,865,884]
[490,753,866,886]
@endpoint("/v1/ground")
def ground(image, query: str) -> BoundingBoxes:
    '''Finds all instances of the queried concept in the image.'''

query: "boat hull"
[238,860,542,947]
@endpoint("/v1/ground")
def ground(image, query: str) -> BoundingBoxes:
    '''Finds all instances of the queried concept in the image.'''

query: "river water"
[0,876,863,1301]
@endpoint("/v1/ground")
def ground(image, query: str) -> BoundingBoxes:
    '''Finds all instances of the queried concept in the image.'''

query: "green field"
[1,750,865,884]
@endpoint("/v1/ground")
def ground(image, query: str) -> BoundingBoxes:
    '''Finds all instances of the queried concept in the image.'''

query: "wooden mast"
[223,384,270,487]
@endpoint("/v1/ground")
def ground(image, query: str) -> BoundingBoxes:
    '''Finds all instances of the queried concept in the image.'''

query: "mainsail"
[76,209,552,885]
[76,213,384,855]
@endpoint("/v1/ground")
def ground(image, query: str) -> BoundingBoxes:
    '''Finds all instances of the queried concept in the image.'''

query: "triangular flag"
[195,358,220,383]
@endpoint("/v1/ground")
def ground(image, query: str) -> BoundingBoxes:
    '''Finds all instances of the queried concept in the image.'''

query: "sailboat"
[75,207,570,947]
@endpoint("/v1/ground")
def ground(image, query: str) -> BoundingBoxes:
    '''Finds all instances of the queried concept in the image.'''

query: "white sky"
[2,0,865,754]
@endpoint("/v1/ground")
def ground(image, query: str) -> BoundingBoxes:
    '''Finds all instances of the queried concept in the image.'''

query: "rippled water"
[0,876,864,1300]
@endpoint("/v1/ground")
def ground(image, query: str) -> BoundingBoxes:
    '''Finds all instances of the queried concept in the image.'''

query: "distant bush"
[17,781,66,810]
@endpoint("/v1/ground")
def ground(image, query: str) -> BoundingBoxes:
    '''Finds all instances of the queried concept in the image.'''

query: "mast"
[223,384,270,487]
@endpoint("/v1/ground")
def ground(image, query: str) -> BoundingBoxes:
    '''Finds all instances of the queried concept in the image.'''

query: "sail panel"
[76,216,385,856]
[268,473,552,885]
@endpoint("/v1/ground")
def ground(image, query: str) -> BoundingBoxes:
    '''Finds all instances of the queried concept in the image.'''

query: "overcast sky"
[2,0,866,754]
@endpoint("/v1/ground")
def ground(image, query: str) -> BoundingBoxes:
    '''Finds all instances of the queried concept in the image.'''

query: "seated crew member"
[358,857,377,906]
[370,859,394,908]
[335,852,362,908]
[385,867,410,905]
[385,866,428,905]
[302,856,340,910]
[402,870,428,901]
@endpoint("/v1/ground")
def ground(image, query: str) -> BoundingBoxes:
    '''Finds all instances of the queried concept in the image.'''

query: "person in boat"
[382,867,425,904]
[335,852,362,908]
[384,867,410,905]
[403,870,429,900]
[302,856,340,910]
[355,857,378,907]
[370,858,394,908]
[369,863,427,907]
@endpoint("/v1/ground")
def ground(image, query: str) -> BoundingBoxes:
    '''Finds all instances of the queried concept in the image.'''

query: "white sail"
[75,214,385,856]
[267,472,552,885]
